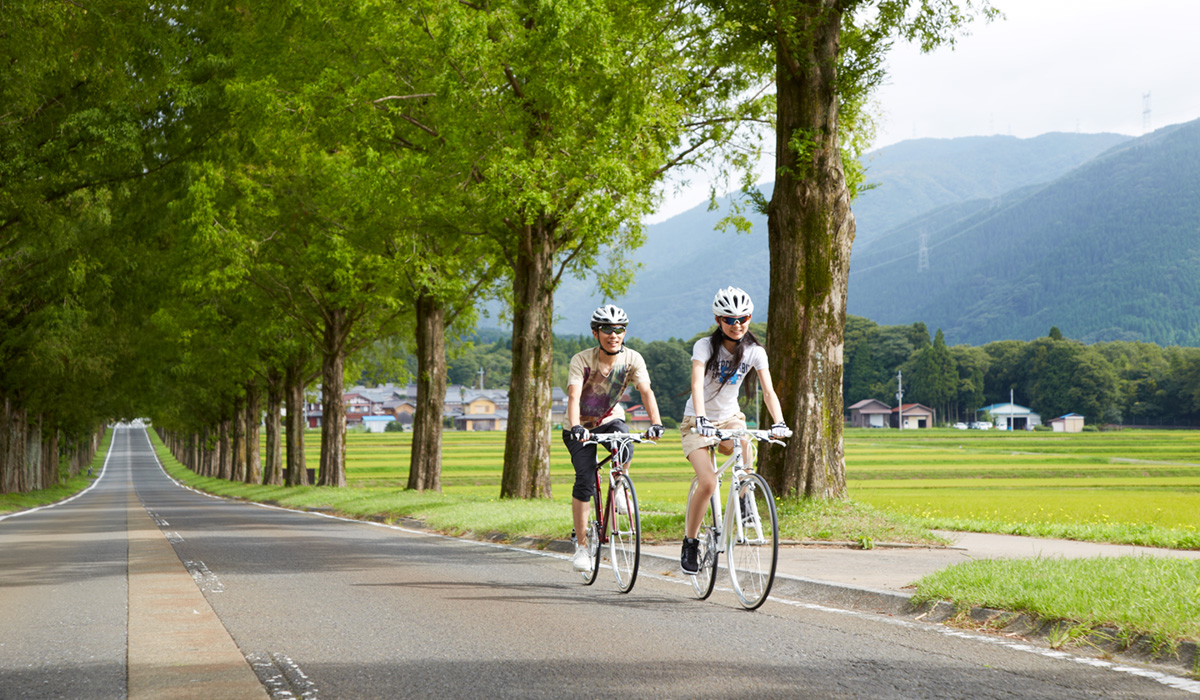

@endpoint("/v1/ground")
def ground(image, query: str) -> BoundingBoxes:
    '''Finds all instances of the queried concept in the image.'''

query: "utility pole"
[477,367,485,390]
[896,370,904,430]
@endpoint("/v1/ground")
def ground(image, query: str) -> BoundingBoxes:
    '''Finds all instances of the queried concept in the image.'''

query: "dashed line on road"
[247,651,319,700]
[184,559,225,594]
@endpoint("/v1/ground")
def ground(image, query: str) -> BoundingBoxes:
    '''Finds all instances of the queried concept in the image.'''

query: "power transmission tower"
[917,231,930,273]
[1143,92,1152,133]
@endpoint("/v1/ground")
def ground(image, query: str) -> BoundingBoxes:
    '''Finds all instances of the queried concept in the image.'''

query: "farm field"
[289,427,1200,548]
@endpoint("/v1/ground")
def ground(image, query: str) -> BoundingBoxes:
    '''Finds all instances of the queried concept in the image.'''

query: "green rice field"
[295,427,1200,548]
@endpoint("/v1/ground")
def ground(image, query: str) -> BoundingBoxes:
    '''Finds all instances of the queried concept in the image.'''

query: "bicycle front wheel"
[685,478,719,600]
[727,473,778,610]
[608,473,640,593]
[580,494,601,585]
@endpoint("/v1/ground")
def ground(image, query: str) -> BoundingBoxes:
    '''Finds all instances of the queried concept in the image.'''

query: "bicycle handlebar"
[690,427,791,445]
[582,432,656,446]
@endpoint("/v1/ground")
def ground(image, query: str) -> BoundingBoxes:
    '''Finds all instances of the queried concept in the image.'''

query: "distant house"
[892,403,935,429]
[848,399,892,428]
[1048,413,1084,433]
[980,402,1041,431]
[624,404,653,432]
[454,392,508,431]
[344,392,372,416]
[361,415,395,433]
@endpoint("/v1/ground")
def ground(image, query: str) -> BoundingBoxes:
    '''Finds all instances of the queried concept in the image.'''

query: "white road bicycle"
[685,427,789,610]
[575,431,652,593]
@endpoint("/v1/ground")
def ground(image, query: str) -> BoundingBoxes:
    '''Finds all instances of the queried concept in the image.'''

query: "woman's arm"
[756,368,785,425]
[689,359,707,417]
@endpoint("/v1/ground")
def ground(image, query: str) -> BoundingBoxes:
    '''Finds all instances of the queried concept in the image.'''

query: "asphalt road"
[1,424,1196,699]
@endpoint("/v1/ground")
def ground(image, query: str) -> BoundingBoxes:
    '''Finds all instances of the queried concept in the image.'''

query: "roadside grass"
[0,429,111,515]
[912,556,1200,649]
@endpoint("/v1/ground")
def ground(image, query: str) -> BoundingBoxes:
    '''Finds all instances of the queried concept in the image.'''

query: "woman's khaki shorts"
[679,413,747,457]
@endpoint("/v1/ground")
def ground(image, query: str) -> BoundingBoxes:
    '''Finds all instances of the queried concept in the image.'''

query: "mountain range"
[548,121,1200,346]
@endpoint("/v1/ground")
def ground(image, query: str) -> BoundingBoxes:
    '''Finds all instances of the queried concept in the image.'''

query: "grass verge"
[912,557,1200,655]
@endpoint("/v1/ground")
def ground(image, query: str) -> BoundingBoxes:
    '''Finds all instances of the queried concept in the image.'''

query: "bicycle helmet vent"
[711,287,753,316]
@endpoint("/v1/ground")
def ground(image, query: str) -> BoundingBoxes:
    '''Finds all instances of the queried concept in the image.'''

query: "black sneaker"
[680,537,700,574]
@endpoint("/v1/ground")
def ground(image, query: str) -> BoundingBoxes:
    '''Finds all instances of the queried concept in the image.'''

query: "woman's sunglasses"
[597,325,627,335]
[721,316,750,326]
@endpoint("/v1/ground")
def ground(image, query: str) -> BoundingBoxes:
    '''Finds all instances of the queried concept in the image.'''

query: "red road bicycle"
[574,432,651,593]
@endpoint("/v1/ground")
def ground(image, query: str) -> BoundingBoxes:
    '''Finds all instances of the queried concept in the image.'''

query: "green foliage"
[844,316,1200,427]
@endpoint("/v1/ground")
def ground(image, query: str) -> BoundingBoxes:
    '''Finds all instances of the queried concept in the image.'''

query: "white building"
[979,402,1041,431]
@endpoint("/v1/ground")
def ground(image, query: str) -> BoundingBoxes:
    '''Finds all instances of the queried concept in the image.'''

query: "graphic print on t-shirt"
[578,363,632,429]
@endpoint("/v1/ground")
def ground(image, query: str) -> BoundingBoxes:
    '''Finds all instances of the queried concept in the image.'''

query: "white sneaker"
[615,486,629,514]
[571,544,592,572]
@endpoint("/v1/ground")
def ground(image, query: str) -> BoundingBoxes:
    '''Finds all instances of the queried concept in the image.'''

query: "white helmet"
[590,304,629,329]
[712,287,754,316]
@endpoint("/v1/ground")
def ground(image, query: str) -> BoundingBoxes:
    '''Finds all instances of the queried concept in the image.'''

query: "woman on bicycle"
[679,287,788,574]
[564,304,664,572]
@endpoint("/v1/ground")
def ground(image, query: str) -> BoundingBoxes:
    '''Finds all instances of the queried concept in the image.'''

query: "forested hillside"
[551,132,1131,340]
[848,119,1200,345]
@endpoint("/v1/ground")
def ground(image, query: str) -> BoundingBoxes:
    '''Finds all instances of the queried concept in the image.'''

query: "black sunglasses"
[597,325,627,335]
[721,316,750,326]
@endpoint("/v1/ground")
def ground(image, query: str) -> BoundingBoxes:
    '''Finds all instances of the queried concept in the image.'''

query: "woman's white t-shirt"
[683,338,768,422]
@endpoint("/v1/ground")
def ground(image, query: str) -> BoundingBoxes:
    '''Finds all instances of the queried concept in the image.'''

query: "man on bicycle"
[564,304,665,572]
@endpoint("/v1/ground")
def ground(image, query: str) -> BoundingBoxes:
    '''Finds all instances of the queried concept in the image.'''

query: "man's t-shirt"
[567,347,650,429]
[683,338,768,422]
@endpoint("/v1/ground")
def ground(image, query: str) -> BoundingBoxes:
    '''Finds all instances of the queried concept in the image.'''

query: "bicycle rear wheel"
[685,478,719,600]
[608,473,640,593]
[727,472,778,610]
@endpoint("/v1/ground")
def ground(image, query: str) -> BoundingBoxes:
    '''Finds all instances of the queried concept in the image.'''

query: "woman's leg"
[684,447,716,539]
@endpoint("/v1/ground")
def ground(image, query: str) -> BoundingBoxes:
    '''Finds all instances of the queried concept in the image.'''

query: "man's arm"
[635,381,663,426]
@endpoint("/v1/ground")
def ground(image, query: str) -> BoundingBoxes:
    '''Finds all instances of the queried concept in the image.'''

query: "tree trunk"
[757,0,851,500]
[5,405,28,493]
[408,292,446,492]
[41,424,58,489]
[218,418,232,480]
[0,399,12,494]
[500,221,556,498]
[231,397,246,482]
[318,307,348,487]
[245,384,262,484]
[284,362,308,486]
[264,369,284,485]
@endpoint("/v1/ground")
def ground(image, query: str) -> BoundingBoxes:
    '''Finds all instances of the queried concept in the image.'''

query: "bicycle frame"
[702,435,754,554]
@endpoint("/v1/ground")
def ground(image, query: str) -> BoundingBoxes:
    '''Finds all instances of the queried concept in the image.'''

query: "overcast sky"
[650,0,1200,221]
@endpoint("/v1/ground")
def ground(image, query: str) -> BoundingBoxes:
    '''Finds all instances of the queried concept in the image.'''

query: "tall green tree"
[407,1,771,498]
[741,0,996,498]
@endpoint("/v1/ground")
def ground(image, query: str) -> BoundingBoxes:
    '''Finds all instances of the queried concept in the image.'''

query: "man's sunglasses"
[721,316,750,326]
[597,325,627,335]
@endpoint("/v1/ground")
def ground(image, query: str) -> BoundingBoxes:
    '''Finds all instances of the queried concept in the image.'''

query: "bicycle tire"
[580,493,601,585]
[685,478,719,600]
[727,472,778,609]
[608,473,640,593]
